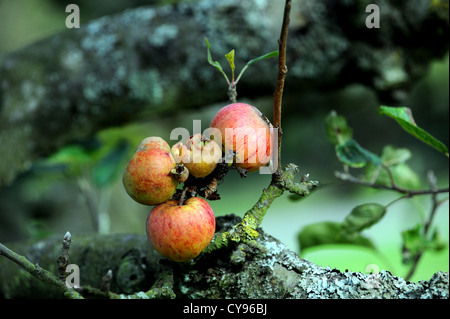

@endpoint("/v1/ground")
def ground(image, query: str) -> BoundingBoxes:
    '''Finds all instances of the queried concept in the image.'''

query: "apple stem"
[178,186,189,206]
[227,81,237,103]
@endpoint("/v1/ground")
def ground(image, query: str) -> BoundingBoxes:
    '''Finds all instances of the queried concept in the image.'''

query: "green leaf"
[378,106,449,157]
[235,50,279,84]
[46,145,92,166]
[335,139,382,168]
[401,224,447,265]
[225,49,235,78]
[381,145,412,166]
[364,162,422,190]
[324,111,353,146]
[364,145,420,189]
[205,37,229,84]
[341,203,387,236]
[298,221,375,253]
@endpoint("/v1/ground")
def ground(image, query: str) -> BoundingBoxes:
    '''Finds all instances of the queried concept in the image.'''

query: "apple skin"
[123,147,178,205]
[146,197,216,262]
[136,136,171,153]
[210,103,272,172]
[172,134,222,178]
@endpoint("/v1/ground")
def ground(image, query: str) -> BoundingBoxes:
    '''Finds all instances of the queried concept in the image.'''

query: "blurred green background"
[0,0,448,284]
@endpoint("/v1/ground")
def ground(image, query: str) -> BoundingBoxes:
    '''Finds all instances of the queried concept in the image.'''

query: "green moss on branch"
[203,163,318,254]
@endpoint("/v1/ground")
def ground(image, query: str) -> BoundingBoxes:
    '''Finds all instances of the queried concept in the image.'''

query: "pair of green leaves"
[324,110,382,168]
[205,37,278,85]
[298,203,386,252]
[325,106,449,170]
[401,224,446,265]
[325,106,448,189]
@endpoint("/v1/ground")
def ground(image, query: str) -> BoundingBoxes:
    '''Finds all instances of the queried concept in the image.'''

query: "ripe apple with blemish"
[123,145,178,206]
[146,197,216,262]
[210,102,272,172]
[173,134,222,178]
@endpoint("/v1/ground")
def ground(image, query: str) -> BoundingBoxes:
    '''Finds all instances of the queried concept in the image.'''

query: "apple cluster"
[122,102,273,262]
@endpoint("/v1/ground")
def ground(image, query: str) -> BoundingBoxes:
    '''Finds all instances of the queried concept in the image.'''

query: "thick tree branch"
[1,0,448,186]
[1,216,448,299]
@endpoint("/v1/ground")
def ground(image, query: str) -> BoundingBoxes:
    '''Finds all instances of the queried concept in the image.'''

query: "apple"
[123,146,178,205]
[209,102,272,172]
[146,197,216,262]
[172,134,222,178]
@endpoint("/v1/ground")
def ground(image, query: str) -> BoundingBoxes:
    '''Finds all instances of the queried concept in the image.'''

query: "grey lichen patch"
[129,70,164,104]
[149,24,179,47]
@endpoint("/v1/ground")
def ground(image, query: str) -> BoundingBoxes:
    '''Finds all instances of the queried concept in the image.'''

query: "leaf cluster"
[298,106,449,279]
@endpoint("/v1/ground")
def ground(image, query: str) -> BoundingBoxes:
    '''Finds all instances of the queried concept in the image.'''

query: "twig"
[100,269,113,293]
[335,171,449,197]
[405,171,447,281]
[272,0,292,179]
[56,231,72,281]
[0,241,83,299]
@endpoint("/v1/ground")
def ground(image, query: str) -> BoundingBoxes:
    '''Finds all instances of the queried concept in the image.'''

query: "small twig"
[56,231,72,281]
[405,171,446,281]
[0,241,83,299]
[178,186,189,206]
[100,269,113,293]
[335,171,449,197]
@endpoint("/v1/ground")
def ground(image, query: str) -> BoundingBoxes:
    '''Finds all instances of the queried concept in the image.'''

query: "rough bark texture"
[0,0,448,186]
[1,215,448,299]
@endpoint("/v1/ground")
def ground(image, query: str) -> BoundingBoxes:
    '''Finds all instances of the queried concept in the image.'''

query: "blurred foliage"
[298,107,448,281]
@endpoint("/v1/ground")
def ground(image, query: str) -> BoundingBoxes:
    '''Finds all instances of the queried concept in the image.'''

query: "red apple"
[209,103,272,172]
[123,147,178,205]
[146,197,216,262]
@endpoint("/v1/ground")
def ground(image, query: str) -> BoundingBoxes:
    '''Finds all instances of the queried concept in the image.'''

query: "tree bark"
[0,215,448,299]
[0,0,448,186]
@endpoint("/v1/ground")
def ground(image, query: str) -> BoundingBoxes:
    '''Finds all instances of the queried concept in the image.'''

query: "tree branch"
[1,0,448,186]
[1,218,448,299]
